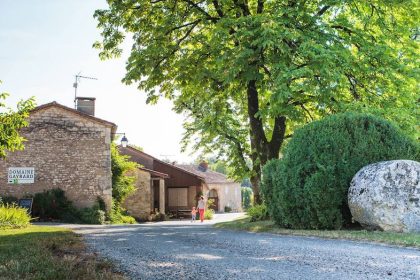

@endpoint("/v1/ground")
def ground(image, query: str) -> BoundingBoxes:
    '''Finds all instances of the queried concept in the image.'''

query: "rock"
[348,160,420,233]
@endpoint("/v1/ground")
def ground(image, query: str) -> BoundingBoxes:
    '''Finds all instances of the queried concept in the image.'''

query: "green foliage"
[32,189,80,222]
[109,143,138,224]
[0,203,31,229]
[148,212,165,222]
[111,143,138,205]
[0,196,18,205]
[32,189,107,224]
[94,0,419,199]
[241,187,253,210]
[224,206,232,213]
[266,113,419,230]
[261,159,279,217]
[0,81,35,158]
[247,204,269,222]
[79,205,106,225]
[207,198,215,209]
[204,209,215,220]
[108,203,136,224]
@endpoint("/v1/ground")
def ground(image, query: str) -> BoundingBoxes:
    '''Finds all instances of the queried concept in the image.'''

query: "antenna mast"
[73,73,98,108]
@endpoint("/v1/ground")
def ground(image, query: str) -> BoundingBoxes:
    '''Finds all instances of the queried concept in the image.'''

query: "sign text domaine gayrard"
[8,167,35,184]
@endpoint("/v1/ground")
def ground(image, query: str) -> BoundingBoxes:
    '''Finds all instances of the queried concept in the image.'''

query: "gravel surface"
[68,214,420,280]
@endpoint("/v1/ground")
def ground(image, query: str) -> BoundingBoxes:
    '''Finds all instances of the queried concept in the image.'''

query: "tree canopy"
[0,82,35,158]
[95,0,419,203]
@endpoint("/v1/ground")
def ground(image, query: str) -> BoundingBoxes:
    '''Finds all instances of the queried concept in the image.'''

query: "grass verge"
[0,225,125,280]
[214,217,420,248]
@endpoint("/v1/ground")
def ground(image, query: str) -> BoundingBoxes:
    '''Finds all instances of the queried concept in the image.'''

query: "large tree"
[94,0,418,203]
[0,81,35,158]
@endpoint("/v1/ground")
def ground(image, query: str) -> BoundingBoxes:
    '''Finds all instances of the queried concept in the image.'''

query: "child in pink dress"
[191,206,197,222]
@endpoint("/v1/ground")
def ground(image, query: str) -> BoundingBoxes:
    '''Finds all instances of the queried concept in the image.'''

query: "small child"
[191,206,197,222]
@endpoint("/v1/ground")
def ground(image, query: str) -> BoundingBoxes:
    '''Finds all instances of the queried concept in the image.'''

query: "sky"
[0,0,196,163]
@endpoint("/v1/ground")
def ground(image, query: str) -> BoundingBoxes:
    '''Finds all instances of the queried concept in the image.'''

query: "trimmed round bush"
[264,113,419,230]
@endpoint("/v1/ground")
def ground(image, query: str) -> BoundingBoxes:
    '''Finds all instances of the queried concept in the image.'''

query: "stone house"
[119,146,242,219]
[0,98,116,210]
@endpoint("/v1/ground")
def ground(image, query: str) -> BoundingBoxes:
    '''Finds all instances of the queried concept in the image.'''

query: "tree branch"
[154,21,200,70]
[257,0,264,14]
[331,25,354,35]
[212,0,224,17]
[316,5,331,17]
[165,19,202,35]
[233,0,251,16]
[183,0,219,22]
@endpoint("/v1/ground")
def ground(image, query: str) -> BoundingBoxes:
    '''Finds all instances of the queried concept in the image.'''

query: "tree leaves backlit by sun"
[94,1,419,202]
[0,81,35,158]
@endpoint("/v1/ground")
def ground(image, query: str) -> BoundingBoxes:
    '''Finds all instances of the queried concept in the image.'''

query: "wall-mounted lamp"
[113,133,128,147]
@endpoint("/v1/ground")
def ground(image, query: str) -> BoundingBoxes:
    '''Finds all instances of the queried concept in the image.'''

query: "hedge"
[263,113,419,229]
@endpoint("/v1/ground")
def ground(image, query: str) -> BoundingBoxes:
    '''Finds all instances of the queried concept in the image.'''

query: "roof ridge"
[31,101,117,132]
[122,146,205,180]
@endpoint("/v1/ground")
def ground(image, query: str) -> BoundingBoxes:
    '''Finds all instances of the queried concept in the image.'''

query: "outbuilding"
[119,146,242,219]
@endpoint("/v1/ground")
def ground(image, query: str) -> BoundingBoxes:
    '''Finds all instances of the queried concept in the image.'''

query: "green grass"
[0,226,125,280]
[214,217,420,248]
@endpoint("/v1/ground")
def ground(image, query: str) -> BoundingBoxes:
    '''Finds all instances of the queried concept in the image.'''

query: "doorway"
[208,189,218,212]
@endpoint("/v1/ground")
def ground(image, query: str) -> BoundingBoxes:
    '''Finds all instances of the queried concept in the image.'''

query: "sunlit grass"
[0,225,125,280]
[214,217,420,248]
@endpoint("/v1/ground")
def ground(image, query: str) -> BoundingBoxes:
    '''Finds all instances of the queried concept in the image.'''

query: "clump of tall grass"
[0,200,31,229]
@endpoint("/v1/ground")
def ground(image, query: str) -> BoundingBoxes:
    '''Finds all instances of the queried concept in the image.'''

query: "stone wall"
[0,106,113,209]
[123,169,152,220]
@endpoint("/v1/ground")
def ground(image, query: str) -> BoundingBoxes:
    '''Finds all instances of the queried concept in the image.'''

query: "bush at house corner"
[262,113,419,230]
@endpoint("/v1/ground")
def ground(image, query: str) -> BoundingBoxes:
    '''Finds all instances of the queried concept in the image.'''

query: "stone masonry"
[0,102,115,210]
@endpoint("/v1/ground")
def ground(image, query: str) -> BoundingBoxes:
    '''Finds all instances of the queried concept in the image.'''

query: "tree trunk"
[247,80,287,205]
[250,175,262,205]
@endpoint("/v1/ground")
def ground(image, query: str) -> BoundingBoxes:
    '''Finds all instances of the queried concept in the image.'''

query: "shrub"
[261,160,278,217]
[241,187,253,210]
[0,204,31,229]
[148,212,165,222]
[247,203,269,222]
[32,189,80,222]
[265,113,419,230]
[108,203,136,224]
[224,206,232,213]
[0,196,18,205]
[79,205,106,225]
[204,209,215,220]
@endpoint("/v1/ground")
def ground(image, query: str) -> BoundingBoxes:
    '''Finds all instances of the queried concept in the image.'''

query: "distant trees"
[0,81,35,158]
[95,1,418,203]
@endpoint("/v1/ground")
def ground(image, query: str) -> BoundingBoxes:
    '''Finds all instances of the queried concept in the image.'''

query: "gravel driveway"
[66,214,420,280]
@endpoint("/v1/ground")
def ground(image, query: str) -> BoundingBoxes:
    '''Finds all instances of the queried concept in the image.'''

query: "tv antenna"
[73,73,97,108]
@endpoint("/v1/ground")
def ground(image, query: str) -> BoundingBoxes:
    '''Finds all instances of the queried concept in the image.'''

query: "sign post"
[18,198,33,214]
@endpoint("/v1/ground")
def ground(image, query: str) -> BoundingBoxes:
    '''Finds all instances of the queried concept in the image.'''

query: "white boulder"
[348,160,420,233]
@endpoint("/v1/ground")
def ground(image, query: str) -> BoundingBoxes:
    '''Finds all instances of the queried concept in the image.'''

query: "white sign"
[8,167,35,184]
